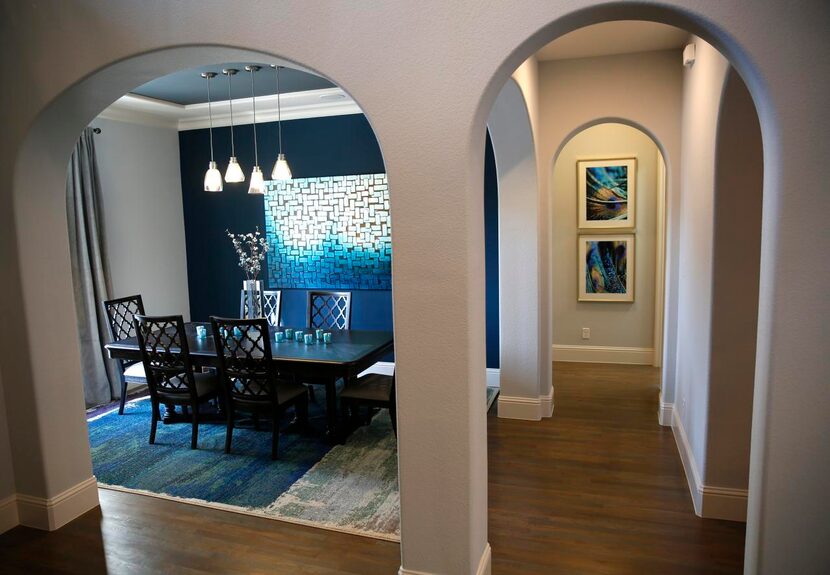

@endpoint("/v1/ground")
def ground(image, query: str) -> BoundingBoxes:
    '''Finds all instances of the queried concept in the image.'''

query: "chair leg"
[295,395,309,427]
[307,385,317,402]
[224,405,234,454]
[190,402,199,449]
[149,400,159,444]
[389,402,397,437]
[118,378,128,415]
[271,411,280,460]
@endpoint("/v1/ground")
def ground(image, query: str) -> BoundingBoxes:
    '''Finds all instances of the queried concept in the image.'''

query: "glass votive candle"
[275,331,285,342]
[284,328,294,339]
[233,326,243,338]
[221,327,229,338]
[195,325,207,339]
[303,333,314,345]
[323,331,333,344]
[295,330,304,342]
[315,328,324,341]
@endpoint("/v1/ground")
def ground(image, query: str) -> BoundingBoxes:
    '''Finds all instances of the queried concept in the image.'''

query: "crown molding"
[97,88,363,131]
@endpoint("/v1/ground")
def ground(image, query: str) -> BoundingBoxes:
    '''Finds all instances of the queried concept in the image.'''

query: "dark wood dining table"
[105,322,394,440]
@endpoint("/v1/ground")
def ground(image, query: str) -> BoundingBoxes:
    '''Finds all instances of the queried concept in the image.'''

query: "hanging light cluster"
[201,63,293,193]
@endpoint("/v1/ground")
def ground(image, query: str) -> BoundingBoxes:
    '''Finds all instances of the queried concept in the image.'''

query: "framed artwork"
[577,157,637,229]
[578,234,635,302]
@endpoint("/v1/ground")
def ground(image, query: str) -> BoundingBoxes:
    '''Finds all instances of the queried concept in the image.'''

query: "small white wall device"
[683,43,696,67]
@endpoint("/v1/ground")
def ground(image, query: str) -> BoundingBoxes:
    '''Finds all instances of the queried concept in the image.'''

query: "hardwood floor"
[488,362,746,574]
[0,362,745,574]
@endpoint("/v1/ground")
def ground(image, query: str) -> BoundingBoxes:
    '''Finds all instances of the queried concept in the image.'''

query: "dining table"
[105,322,394,441]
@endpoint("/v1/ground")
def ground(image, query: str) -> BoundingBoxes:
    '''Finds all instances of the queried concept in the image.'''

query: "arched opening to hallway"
[483,20,764,573]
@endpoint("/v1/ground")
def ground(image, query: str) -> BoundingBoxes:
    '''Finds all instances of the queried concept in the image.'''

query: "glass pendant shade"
[248,166,265,195]
[204,161,223,192]
[271,153,293,180]
[225,156,245,182]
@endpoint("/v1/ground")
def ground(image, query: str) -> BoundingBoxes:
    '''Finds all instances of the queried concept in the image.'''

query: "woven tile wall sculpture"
[264,173,391,289]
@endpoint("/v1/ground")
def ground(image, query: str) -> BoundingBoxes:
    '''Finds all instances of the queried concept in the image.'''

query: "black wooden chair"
[103,294,146,414]
[210,317,308,459]
[134,314,221,449]
[304,290,352,403]
[240,289,282,327]
[307,290,352,330]
[340,372,397,441]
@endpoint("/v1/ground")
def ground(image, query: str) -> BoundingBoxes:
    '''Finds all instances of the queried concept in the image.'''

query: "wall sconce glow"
[272,153,293,180]
[225,156,245,182]
[204,161,223,192]
[248,166,265,194]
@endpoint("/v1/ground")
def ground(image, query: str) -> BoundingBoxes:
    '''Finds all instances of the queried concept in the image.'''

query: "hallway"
[0,363,746,574]
[489,362,746,574]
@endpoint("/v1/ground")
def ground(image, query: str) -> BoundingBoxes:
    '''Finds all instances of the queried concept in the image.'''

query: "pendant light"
[245,65,265,195]
[201,72,223,192]
[222,68,245,183]
[270,65,293,180]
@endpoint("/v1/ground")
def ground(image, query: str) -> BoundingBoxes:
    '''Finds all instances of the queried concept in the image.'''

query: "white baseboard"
[486,368,500,388]
[540,385,554,418]
[552,344,654,365]
[671,411,747,521]
[16,476,99,531]
[658,401,673,427]
[0,494,19,534]
[497,394,543,420]
[399,542,491,575]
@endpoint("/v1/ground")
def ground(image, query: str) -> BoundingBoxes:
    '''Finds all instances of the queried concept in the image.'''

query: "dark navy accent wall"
[179,114,500,367]
[484,132,500,369]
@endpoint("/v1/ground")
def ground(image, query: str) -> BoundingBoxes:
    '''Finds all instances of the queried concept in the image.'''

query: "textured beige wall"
[552,123,659,349]
[0,2,827,573]
[90,117,190,320]
[706,69,762,490]
[674,37,730,483]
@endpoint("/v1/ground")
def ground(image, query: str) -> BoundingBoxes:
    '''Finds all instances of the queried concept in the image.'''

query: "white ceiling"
[537,21,689,61]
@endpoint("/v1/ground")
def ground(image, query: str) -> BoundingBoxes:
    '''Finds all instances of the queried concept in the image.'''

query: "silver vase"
[242,279,263,319]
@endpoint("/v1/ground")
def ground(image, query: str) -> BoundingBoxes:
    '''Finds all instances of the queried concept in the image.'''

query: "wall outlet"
[581,327,590,340]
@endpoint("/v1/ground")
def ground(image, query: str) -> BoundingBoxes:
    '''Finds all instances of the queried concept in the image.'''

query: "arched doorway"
[3,3,827,574]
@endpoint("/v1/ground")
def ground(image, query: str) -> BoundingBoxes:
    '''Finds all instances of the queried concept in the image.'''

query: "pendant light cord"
[227,72,236,155]
[207,75,215,162]
[276,66,283,154]
[250,69,259,165]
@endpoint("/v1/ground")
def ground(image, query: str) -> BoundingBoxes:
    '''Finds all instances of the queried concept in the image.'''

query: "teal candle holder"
[195,325,207,339]
[295,330,304,342]
[323,332,333,344]
[285,328,294,339]
[303,333,314,344]
[275,331,285,342]
[315,328,324,341]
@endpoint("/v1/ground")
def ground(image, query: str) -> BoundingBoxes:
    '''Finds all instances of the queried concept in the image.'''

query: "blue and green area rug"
[88,387,499,541]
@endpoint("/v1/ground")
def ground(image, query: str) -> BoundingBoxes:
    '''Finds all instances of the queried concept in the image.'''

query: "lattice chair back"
[210,317,279,404]
[103,294,145,342]
[134,314,196,400]
[262,290,282,327]
[307,290,352,330]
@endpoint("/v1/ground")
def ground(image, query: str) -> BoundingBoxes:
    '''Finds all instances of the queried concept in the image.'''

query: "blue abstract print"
[264,174,391,289]
[585,165,628,221]
[585,240,627,294]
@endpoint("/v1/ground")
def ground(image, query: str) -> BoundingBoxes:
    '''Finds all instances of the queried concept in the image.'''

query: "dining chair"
[210,317,309,459]
[103,294,146,415]
[307,290,352,330]
[340,372,397,441]
[240,289,282,327]
[134,314,221,449]
[304,290,352,403]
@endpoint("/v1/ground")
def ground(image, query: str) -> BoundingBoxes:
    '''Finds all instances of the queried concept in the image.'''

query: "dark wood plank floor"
[488,362,746,574]
[0,362,745,574]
